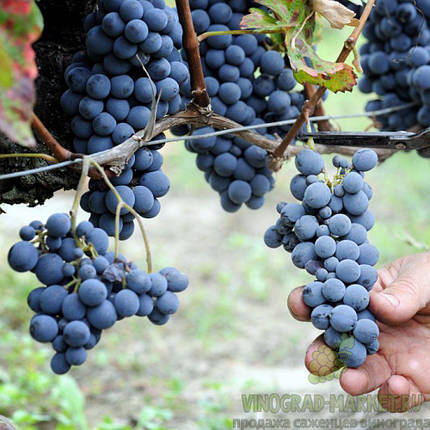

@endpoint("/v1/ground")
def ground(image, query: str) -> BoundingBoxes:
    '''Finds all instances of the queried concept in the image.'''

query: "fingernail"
[381,292,399,307]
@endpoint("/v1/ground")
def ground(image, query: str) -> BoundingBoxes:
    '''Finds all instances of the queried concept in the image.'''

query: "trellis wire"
[0,102,417,181]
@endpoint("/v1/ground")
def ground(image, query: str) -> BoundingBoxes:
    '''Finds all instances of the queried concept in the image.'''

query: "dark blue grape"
[156,291,179,314]
[149,273,168,296]
[114,289,140,317]
[139,170,170,197]
[106,98,130,121]
[63,321,91,347]
[110,75,134,98]
[148,308,170,325]
[102,12,125,37]
[227,180,252,204]
[119,0,144,22]
[192,9,210,34]
[294,215,319,241]
[79,279,108,307]
[352,149,378,171]
[343,284,369,311]
[324,327,343,350]
[87,300,118,329]
[311,304,333,330]
[62,293,86,321]
[136,294,154,316]
[302,281,325,307]
[260,50,284,76]
[30,315,58,343]
[338,335,368,369]
[335,240,360,261]
[8,241,38,272]
[51,353,71,374]
[86,74,112,100]
[27,286,45,312]
[66,67,92,94]
[86,228,110,254]
[353,318,379,344]
[79,262,98,280]
[206,24,232,49]
[65,347,87,366]
[35,253,65,285]
[53,335,67,353]
[61,90,84,116]
[330,305,358,332]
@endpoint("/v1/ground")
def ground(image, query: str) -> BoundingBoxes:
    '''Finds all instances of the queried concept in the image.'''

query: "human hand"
[288,252,430,411]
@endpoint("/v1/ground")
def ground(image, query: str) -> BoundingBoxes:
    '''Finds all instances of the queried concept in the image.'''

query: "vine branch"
[31,113,72,161]
[269,0,376,170]
[175,0,210,108]
[304,83,334,132]
[87,105,395,175]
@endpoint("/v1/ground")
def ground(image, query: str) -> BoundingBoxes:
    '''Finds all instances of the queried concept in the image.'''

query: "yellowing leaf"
[287,27,357,92]
[241,0,358,93]
[313,0,359,29]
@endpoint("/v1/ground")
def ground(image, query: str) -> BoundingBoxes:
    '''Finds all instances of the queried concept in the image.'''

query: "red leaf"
[0,1,43,148]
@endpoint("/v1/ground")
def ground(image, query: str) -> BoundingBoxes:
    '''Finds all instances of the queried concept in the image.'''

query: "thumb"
[370,259,430,324]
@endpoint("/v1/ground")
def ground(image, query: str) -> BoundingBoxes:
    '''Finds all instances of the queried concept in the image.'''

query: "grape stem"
[269,0,376,171]
[70,157,91,247]
[0,153,58,163]
[88,158,153,274]
[114,202,124,259]
[197,28,284,42]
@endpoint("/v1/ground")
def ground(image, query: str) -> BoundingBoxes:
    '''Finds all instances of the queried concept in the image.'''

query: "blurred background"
[1,21,430,430]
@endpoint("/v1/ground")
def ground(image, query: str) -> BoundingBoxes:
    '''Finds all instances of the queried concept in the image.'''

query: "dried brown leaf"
[313,0,358,29]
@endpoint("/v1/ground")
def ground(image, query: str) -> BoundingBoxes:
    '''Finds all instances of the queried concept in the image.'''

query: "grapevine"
[2,0,430,412]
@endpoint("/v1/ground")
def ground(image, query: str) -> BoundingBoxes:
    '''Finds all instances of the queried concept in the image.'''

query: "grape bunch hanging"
[61,0,190,238]
[265,148,380,368]
[358,0,430,131]
[172,0,317,212]
[8,213,188,374]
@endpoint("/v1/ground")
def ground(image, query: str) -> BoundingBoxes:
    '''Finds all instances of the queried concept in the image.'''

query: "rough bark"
[0,0,94,207]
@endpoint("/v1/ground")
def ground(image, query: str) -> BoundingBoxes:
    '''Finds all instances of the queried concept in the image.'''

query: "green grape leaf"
[240,8,281,31]
[0,1,43,148]
[240,0,357,93]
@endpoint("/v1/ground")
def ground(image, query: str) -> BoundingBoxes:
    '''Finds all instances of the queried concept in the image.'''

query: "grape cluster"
[8,213,188,374]
[358,0,430,131]
[173,0,312,211]
[79,144,170,240]
[264,148,380,368]
[61,0,190,237]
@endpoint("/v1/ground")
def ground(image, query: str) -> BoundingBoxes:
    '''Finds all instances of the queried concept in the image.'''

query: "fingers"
[370,276,424,325]
[287,286,311,322]
[370,253,430,324]
[378,375,426,412]
[339,353,392,396]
